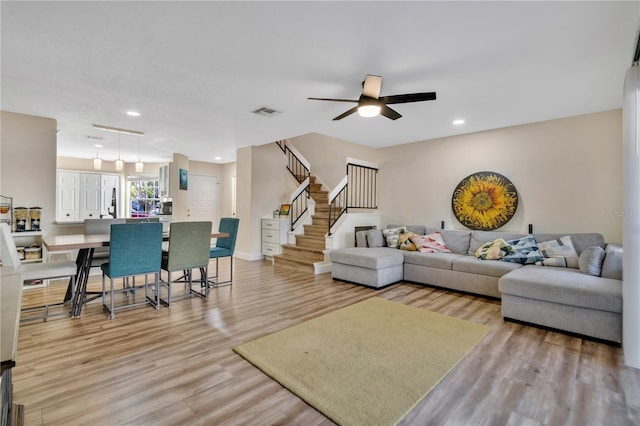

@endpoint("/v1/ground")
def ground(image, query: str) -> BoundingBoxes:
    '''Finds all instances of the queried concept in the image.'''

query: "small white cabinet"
[80,173,101,220]
[261,218,289,258]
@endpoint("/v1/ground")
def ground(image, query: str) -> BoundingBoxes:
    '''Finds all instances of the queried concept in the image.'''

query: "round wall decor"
[451,171,518,230]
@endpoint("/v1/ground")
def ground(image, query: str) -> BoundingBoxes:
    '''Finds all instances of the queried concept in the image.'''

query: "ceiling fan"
[308,74,436,121]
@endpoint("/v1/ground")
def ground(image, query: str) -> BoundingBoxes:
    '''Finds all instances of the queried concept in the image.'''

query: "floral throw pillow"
[410,232,452,253]
[382,227,406,249]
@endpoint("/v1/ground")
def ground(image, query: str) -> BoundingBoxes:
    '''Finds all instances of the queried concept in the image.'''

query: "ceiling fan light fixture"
[358,104,381,118]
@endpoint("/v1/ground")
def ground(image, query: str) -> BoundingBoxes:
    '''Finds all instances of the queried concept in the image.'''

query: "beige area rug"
[233,297,491,426]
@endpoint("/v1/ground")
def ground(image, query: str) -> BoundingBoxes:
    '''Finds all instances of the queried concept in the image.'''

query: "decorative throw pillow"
[475,238,513,260]
[535,235,579,268]
[501,235,543,264]
[578,246,606,276]
[382,227,405,249]
[398,231,418,251]
[366,229,385,248]
[410,232,452,253]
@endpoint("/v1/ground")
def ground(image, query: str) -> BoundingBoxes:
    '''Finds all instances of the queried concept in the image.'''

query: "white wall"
[288,132,381,190]
[377,110,623,243]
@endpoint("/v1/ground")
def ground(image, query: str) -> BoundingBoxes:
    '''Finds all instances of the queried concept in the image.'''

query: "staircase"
[273,176,327,273]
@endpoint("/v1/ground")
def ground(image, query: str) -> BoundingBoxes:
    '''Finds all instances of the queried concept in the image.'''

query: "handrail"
[327,162,378,235]
[284,144,310,184]
[290,178,310,231]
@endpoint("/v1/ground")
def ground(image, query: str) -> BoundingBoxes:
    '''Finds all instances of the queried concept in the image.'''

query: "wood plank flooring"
[12,259,640,425]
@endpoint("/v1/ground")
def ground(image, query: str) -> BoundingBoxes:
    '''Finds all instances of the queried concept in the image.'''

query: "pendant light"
[93,145,102,170]
[115,134,124,171]
[135,134,144,173]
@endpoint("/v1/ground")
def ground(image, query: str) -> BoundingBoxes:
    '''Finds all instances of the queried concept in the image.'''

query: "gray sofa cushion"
[533,233,605,255]
[402,252,464,270]
[440,230,472,255]
[356,230,368,247]
[578,246,605,276]
[367,229,385,247]
[468,231,528,255]
[331,247,404,270]
[601,243,623,280]
[453,256,523,278]
[499,265,622,313]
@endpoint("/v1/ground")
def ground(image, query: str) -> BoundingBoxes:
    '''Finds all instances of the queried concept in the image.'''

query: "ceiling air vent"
[252,106,281,117]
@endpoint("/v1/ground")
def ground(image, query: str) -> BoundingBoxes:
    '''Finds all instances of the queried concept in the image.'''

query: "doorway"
[188,174,219,227]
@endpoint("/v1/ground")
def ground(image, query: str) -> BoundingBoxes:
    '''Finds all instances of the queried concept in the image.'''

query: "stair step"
[273,254,315,273]
[282,244,325,262]
[303,224,327,236]
[312,217,329,226]
[295,234,325,249]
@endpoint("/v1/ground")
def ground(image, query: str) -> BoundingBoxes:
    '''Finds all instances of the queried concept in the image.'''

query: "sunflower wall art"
[451,171,518,231]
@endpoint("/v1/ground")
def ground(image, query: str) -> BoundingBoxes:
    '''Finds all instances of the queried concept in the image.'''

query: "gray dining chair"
[160,221,212,306]
[0,222,78,321]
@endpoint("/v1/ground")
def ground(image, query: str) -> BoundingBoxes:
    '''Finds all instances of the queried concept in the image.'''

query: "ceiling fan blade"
[333,106,359,121]
[380,105,402,120]
[308,97,358,103]
[380,92,437,104]
[362,75,382,99]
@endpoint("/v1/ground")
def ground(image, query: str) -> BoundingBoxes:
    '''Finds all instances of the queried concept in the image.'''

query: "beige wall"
[378,110,623,243]
[289,132,381,189]
[234,143,289,259]
[1,111,57,234]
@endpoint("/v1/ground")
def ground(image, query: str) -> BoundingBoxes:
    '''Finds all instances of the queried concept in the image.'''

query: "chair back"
[165,221,212,271]
[216,218,239,254]
[84,218,126,235]
[107,222,163,278]
[0,222,21,271]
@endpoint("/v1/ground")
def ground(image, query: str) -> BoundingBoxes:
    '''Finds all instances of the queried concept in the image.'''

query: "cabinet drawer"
[262,242,281,256]
[262,219,280,230]
[262,229,280,243]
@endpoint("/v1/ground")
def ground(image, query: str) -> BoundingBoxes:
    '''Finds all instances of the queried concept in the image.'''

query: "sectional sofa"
[330,225,623,343]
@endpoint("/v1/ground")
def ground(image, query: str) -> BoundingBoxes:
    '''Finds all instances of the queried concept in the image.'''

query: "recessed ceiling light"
[94,144,103,148]
[126,111,141,117]
[453,119,465,125]
[215,156,222,161]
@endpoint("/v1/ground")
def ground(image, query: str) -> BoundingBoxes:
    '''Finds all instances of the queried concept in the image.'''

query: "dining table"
[42,231,229,318]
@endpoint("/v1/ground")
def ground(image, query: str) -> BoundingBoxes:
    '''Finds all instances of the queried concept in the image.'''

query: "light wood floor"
[13,259,640,425]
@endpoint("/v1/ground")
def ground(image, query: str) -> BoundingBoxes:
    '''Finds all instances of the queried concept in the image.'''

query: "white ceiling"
[2,1,638,165]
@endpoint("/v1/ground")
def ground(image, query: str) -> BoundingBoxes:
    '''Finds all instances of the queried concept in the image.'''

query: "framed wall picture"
[279,203,291,216]
[179,168,188,190]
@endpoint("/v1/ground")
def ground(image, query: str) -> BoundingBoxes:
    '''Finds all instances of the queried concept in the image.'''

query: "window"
[129,176,159,218]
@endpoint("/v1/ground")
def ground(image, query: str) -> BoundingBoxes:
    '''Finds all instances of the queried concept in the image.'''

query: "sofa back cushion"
[533,233,605,255]
[601,243,623,280]
[424,229,472,255]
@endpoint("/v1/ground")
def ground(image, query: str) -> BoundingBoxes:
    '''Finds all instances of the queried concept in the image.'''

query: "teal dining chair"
[101,222,163,319]
[160,221,212,306]
[203,217,239,288]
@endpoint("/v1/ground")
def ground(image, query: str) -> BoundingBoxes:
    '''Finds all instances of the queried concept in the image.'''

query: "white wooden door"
[80,173,101,220]
[57,171,80,222]
[187,174,219,227]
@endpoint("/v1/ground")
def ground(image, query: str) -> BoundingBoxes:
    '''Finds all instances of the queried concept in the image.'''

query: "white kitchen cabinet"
[100,174,119,218]
[261,218,289,258]
[80,173,101,220]
[56,171,120,222]
[57,171,80,222]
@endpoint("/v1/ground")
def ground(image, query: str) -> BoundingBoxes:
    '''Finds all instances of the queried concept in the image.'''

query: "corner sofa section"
[330,226,623,343]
